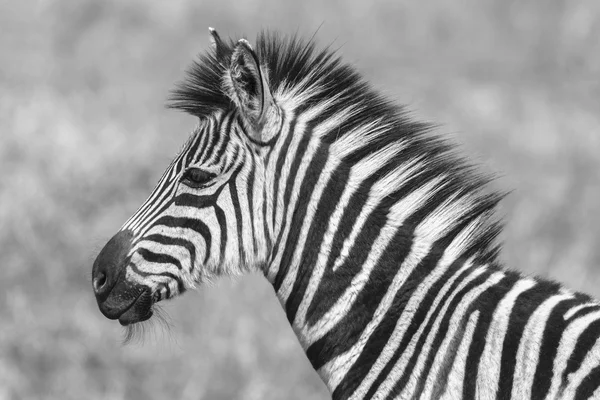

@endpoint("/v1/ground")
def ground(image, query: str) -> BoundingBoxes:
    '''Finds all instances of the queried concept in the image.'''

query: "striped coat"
[92,29,600,399]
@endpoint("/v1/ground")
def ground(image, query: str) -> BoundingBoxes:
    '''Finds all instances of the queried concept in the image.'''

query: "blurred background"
[1,0,599,399]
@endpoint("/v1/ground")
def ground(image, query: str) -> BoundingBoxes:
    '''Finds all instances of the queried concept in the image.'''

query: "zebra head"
[92,29,280,326]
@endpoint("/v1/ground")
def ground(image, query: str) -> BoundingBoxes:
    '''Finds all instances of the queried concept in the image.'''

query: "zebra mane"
[168,31,382,120]
[169,30,505,265]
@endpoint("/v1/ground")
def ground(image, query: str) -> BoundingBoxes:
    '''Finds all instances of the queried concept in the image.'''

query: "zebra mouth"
[117,288,154,326]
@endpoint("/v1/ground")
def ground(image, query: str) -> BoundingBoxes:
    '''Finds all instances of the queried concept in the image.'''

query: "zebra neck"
[266,220,492,386]
[266,201,500,390]
[260,105,503,393]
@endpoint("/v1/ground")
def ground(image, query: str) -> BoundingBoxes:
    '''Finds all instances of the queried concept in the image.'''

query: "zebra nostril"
[93,271,108,293]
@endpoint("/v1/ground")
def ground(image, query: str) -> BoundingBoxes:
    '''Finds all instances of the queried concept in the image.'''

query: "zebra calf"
[91,29,600,399]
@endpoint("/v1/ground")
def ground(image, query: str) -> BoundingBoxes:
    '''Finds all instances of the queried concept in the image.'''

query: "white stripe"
[590,385,600,400]
[204,115,230,165]
[129,251,181,277]
[331,158,426,271]
[564,302,599,321]
[289,142,408,335]
[297,175,449,343]
[379,268,502,399]
[216,188,244,276]
[127,182,179,234]
[511,292,573,399]
[233,156,254,265]
[125,264,178,288]
[417,274,500,399]
[317,182,465,390]
[263,110,294,240]
[275,151,339,303]
[270,101,371,287]
[347,259,482,399]
[560,336,600,400]
[267,105,332,279]
[476,278,537,400]
[143,225,208,274]
[123,169,178,232]
[441,310,480,400]
[329,214,483,394]
[546,310,600,400]
[331,118,395,159]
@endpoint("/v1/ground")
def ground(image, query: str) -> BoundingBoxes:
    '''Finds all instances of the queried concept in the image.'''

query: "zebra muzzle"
[92,229,154,325]
[94,277,154,325]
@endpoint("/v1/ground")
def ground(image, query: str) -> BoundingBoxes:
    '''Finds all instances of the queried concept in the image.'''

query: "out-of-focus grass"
[1,1,599,399]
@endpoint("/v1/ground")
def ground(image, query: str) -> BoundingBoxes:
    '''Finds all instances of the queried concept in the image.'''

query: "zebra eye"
[181,168,216,188]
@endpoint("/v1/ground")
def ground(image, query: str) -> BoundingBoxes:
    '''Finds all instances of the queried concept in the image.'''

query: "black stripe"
[419,226,506,397]
[532,296,587,400]
[229,167,246,264]
[213,204,228,262]
[194,117,213,163]
[153,216,212,265]
[202,112,229,162]
[383,224,506,398]
[143,233,197,272]
[307,225,413,374]
[174,186,225,207]
[494,281,558,399]
[562,318,600,390]
[262,187,272,252]
[425,315,469,399]
[185,121,209,166]
[354,262,481,400]
[410,267,503,399]
[246,160,257,254]
[272,119,315,291]
[211,120,232,162]
[275,143,329,297]
[566,305,600,322]
[461,271,521,399]
[304,178,376,326]
[138,248,183,270]
[284,161,350,325]
[574,365,600,400]
[332,194,494,398]
[304,147,415,327]
[129,262,184,294]
[130,176,179,231]
[271,114,298,234]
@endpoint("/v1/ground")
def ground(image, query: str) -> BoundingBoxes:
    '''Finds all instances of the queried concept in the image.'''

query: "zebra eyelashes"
[180,168,217,189]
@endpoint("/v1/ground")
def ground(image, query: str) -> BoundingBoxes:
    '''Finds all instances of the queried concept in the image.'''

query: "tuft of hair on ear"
[167,29,234,118]
[208,27,229,62]
[121,305,174,346]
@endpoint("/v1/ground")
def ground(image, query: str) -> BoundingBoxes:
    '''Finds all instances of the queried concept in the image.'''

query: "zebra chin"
[95,280,155,326]
[117,288,154,327]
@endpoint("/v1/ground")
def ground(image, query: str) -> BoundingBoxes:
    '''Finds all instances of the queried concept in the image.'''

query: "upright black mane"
[169,30,505,266]
[169,31,387,121]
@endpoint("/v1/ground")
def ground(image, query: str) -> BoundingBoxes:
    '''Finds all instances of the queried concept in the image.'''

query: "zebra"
[91,28,600,399]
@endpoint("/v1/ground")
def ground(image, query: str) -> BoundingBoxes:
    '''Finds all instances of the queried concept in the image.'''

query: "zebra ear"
[208,27,227,59]
[226,39,274,137]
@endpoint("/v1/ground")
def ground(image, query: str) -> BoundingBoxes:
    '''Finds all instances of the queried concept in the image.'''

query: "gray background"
[1,1,599,399]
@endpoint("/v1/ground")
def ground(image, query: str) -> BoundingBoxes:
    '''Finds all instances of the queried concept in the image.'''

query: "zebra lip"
[117,289,153,326]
